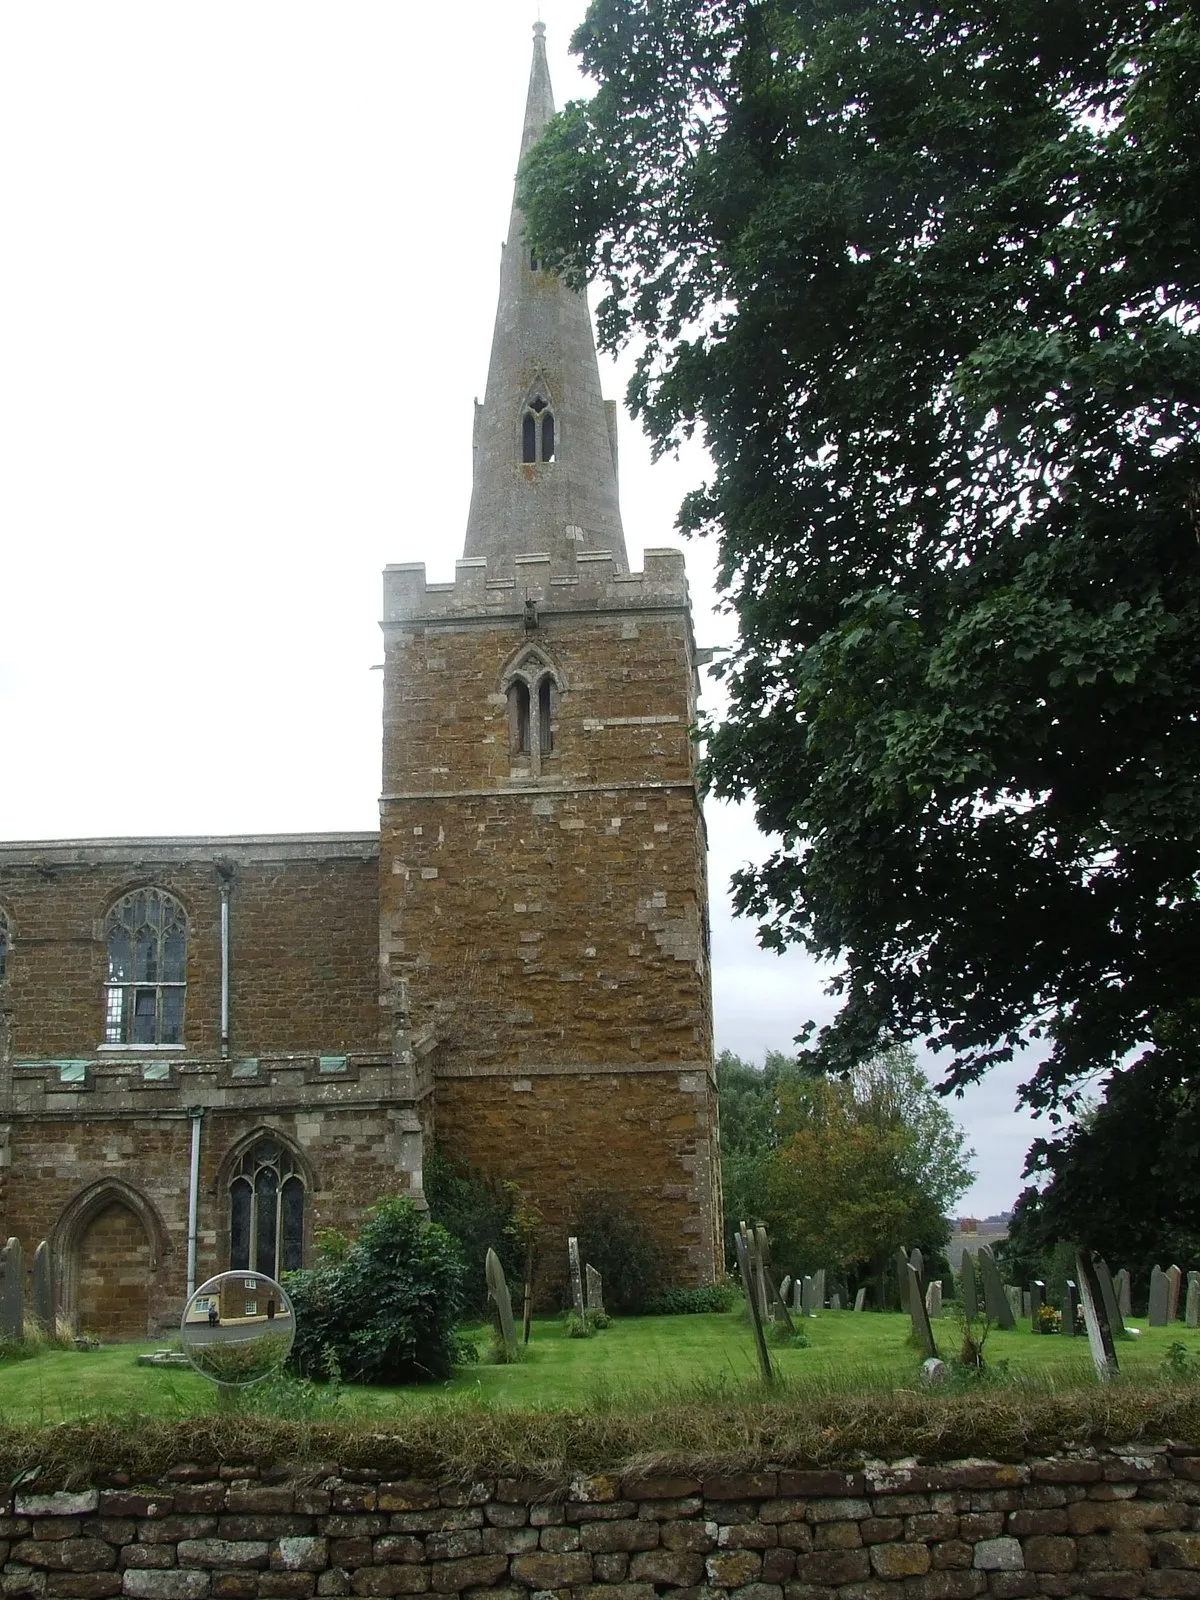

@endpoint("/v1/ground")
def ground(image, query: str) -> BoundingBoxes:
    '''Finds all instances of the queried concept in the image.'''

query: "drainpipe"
[219,879,231,1059]
[186,1108,203,1298]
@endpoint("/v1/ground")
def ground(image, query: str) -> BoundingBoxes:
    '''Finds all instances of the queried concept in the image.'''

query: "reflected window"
[103,889,187,1045]
[229,1140,305,1275]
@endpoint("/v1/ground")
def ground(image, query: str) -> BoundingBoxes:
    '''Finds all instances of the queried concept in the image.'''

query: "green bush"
[286,1196,467,1384]
[423,1150,522,1318]
[572,1192,665,1312]
[643,1283,741,1315]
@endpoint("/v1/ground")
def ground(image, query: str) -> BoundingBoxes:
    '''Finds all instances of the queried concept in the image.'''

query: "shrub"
[643,1283,741,1315]
[286,1196,467,1384]
[423,1150,522,1318]
[572,1192,665,1313]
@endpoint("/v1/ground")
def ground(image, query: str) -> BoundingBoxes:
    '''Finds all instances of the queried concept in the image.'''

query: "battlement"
[383,546,689,625]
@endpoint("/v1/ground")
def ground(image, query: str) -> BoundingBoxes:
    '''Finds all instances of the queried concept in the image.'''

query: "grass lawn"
[0,1310,1196,1425]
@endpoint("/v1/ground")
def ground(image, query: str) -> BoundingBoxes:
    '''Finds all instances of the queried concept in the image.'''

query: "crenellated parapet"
[383,547,690,625]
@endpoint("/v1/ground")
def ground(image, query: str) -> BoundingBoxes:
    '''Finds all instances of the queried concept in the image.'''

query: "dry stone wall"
[6,1452,1200,1600]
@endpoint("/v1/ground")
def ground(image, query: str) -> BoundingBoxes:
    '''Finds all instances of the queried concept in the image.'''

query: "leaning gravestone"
[585,1264,604,1316]
[1167,1264,1183,1322]
[1076,1250,1119,1381]
[979,1245,1016,1329]
[907,1263,938,1360]
[0,1238,23,1340]
[485,1248,519,1361]
[925,1279,942,1320]
[1031,1279,1045,1331]
[895,1248,912,1312]
[1095,1258,1125,1337]
[853,1286,867,1312]
[909,1248,925,1297]
[567,1236,586,1319]
[1148,1265,1170,1326]
[1114,1268,1132,1318]
[960,1251,978,1321]
[1062,1279,1079,1336]
[31,1240,54,1331]
[1186,1272,1200,1330]
[733,1229,773,1385]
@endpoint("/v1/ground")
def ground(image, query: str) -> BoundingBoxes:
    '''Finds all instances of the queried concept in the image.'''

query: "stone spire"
[463,22,628,572]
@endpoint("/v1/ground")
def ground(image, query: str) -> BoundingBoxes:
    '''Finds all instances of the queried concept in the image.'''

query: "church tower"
[379,24,721,1293]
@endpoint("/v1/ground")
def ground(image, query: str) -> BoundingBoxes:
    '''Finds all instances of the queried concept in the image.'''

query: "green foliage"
[423,1150,522,1319]
[521,0,1200,1122]
[565,1310,597,1339]
[643,1283,741,1315]
[572,1191,665,1312]
[286,1196,467,1385]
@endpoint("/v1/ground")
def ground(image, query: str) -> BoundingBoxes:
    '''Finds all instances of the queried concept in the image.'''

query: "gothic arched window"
[0,908,10,982]
[229,1139,305,1279]
[521,387,555,464]
[510,679,531,755]
[502,648,563,775]
[103,888,187,1046]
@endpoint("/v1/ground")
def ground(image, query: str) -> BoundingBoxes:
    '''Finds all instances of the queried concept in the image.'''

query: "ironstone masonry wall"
[5,1451,1200,1600]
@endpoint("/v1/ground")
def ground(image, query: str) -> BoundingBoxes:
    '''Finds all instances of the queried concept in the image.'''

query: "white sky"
[0,1,1043,1216]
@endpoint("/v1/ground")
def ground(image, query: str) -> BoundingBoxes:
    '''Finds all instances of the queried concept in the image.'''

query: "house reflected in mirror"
[180,1270,294,1384]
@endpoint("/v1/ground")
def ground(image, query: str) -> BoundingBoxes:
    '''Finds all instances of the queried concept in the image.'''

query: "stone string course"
[6,1452,1200,1600]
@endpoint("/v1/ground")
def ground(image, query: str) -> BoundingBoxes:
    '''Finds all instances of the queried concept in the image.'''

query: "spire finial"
[533,18,545,37]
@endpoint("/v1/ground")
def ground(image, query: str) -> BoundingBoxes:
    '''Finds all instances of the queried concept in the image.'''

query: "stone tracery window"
[229,1138,305,1279]
[103,888,187,1045]
[521,385,555,464]
[503,649,562,776]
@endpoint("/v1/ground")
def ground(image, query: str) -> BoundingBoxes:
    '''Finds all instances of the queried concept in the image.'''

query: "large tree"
[522,0,1200,1115]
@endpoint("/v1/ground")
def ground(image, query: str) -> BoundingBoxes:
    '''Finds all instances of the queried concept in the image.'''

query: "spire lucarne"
[462,22,628,572]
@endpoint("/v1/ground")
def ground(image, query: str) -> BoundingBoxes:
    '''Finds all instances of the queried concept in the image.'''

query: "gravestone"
[908,1263,938,1360]
[978,1245,1016,1329]
[1114,1268,1132,1318]
[780,1275,792,1306]
[733,1228,773,1385]
[1022,1291,1032,1319]
[1031,1279,1045,1332]
[567,1236,586,1319]
[830,1292,842,1311]
[853,1286,867,1312]
[925,1279,942,1320]
[486,1248,519,1360]
[801,1274,816,1318]
[1005,1286,1022,1323]
[31,1240,54,1331]
[1076,1250,1119,1381]
[1095,1257,1125,1337]
[1186,1272,1200,1330]
[813,1268,826,1310]
[1148,1265,1170,1326]
[960,1251,978,1321]
[895,1248,912,1312]
[751,1225,772,1323]
[908,1248,924,1298]
[585,1264,604,1316]
[1061,1279,1078,1336]
[792,1276,803,1315]
[0,1237,22,1341]
[1167,1264,1183,1322]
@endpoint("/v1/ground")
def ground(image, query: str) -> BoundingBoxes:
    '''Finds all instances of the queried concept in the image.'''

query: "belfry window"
[502,647,563,776]
[229,1139,305,1279]
[521,390,555,464]
[103,888,187,1045]
[0,908,9,981]
[510,680,532,755]
[538,678,553,755]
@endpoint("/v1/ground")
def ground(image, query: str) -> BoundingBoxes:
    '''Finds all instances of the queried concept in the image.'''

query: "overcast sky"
[0,1,1046,1215]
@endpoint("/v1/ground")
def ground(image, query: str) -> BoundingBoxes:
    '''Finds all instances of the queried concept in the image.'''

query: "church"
[0,25,722,1339]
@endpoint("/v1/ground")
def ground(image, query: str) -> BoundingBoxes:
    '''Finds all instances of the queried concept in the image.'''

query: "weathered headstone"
[925,1280,942,1320]
[792,1276,803,1315]
[750,1225,771,1323]
[978,1245,1016,1329]
[908,1263,938,1360]
[830,1292,842,1311]
[853,1286,867,1312]
[813,1268,826,1310]
[0,1237,23,1341]
[1076,1250,1119,1381]
[31,1240,54,1332]
[1148,1265,1170,1326]
[1094,1257,1125,1337]
[1114,1268,1132,1318]
[1061,1279,1079,1336]
[1167,1264,1183,1323]
[585,1263,604,1316]
[1031,1279,1045,1332]
[895,1248,911,1312]
[733,1229,773,1385]
[908,1248,925,1299]
[1022,1291,1032,1319]
[1005,1285,1022,1323]
[1186,1272,1200,1330]
[567,1236,586,1319]
[801,1274,816,1318]
[780,1275,792,1306]
[485,1248,519,1360]
[960,1251,978,1321]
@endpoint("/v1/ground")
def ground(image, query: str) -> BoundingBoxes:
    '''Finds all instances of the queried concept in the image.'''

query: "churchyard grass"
[0,1311,1196,1424]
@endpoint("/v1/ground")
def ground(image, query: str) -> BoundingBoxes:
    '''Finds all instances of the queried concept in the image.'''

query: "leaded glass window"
[103,889,187,1045]
[229,1140,305,1276]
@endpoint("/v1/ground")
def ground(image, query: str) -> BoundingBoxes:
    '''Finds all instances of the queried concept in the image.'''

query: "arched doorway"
[54,1179,167,1340]
[77,1202,151,1339]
